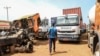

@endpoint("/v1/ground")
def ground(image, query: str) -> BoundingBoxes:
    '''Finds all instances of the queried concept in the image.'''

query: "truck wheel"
[26,41,33,53]
[10,45,15,54]
[0,52,3,56]
[0,48,3,56]
[87,33,90,48]
[44,34,48,40]
[93,34,99,54]
[94,43,99,56]
[59,40,63,43]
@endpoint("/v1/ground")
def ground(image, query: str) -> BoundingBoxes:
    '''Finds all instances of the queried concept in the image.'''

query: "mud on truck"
[0,20,27,56]
[0,13,41,56]
[13,13,41,52]
[14,13,41,39]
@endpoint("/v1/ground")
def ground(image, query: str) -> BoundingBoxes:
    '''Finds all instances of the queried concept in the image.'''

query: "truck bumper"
[57,34,80,41]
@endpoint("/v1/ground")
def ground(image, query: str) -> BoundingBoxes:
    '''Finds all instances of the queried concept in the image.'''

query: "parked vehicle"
[0,20,23,56]
[0,13,41,56]
[38,18,49,39]
[51,7,83,42]
[9,13,41,53]
[88,0,100,56]
[14,13,41,39]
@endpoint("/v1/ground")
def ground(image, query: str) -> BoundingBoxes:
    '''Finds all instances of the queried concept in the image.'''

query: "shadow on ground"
[54,51,67,54]
[3,53,15,56]
[51,51,67,55]
[34,40,49,46]
[58,40,88,45]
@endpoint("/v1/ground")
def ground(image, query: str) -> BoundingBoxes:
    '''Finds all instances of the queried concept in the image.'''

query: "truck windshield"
[56,15,79,26]
[40,19,48,26]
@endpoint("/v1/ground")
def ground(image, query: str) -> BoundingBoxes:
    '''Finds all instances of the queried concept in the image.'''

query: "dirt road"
[5,33,92,56]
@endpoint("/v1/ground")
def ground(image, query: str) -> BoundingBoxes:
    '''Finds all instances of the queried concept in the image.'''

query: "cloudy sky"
[0,0,95,24]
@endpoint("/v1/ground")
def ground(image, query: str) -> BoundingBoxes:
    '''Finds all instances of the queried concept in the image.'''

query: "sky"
[0,0,96,24]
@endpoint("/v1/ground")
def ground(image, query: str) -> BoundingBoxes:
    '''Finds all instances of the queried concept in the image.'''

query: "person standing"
[47,23,57,54]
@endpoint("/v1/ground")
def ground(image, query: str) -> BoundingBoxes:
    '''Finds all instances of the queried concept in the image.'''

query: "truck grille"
[58,31,75,33]
[57,34,73,37]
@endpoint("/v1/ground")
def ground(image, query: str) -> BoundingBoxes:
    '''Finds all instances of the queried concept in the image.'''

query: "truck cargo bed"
[0,30,23,46]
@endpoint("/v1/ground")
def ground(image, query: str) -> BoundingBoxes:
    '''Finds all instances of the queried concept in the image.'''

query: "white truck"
[50,7,83,42]
[38,18,49,39]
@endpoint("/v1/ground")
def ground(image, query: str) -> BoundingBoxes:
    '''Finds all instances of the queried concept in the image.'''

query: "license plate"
[62,38,68,40]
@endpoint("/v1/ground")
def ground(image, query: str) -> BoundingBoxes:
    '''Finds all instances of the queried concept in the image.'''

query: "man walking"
[47,23,57,54]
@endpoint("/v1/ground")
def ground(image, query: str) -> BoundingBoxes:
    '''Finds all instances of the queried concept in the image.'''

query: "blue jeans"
[49,38,56,53]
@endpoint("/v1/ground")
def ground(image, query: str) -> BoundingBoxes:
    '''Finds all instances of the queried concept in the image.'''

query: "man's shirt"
[48,27,57,38]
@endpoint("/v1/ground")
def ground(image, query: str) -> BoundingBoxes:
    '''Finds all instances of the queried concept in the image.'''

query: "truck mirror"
[65,17,68,19]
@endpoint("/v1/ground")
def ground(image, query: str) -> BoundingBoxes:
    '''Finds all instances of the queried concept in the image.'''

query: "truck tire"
[59,40,63,43]
[43,33,48,40]
[94,43,99,56]
[0,52,3,56]
[87,33,90,48]
[26,41,33,53]
[93,34,99,54]
[0,48,3,56]
[10,45,15,54]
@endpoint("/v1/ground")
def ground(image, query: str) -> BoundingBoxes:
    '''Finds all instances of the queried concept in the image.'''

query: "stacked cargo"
[0,20,10,30]
[63,7,83,30]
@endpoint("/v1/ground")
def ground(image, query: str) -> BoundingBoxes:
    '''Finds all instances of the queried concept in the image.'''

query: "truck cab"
[13,13,41,39]
[54,14,81,42]
[38,18,49,39]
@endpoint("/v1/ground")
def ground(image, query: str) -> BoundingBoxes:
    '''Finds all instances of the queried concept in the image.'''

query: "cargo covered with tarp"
[0,20,10,29]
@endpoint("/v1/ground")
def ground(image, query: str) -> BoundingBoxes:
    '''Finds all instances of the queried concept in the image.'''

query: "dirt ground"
[4,33,92,56]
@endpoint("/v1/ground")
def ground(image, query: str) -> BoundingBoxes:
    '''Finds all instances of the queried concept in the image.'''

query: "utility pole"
[4,6,11,21]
